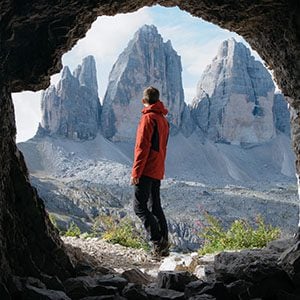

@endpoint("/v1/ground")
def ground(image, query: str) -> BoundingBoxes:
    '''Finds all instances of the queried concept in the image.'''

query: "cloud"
[12,5,270,142]
[62,7,154,97]
[184,87,197,104]
[13,8,154,142]
[12,91,42,142]
[155,19,265,104]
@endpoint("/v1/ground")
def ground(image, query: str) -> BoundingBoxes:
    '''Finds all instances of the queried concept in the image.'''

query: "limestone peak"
[74,55,98,95]
[39,55,101,140]
[135,24,159,37]
[101,24,186,141]
[61,66,72,80]
[191,39,276,144]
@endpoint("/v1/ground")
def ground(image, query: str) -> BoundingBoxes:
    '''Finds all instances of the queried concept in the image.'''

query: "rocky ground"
[9,235,300,299]
[62,236,161,276]
[62,236,214,279]
[57,236,300,299]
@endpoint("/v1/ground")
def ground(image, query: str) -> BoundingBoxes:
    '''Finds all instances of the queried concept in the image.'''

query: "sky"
[12,5,263,143]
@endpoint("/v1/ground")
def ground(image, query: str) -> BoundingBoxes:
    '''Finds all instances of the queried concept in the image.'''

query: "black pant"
[133,176,168,243]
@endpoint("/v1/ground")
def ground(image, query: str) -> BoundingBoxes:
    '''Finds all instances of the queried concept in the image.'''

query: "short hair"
[143,86,160,104]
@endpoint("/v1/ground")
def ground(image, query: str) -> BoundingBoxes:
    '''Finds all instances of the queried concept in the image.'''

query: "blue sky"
[12,5,262,142]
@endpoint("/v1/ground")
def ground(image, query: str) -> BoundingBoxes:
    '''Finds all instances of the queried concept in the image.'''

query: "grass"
[198,213,281,255]
[98,215,149,250]
[64,221,81,237]
[49,211,148,251]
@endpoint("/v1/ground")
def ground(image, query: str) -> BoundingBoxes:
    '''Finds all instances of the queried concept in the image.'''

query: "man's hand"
[130,177,139,185]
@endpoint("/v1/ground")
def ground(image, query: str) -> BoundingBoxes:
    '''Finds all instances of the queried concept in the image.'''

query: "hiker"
[130,86,170,257]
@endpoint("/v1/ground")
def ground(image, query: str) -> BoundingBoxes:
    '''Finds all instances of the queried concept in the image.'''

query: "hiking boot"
[159,238,171,257]
[150,242,163,260]
[151,238,171,259]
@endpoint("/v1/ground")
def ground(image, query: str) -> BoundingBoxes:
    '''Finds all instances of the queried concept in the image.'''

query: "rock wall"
[101,25,186,141]
[191,38,276,145]
[39,56,101,140]
[0,83,74,284]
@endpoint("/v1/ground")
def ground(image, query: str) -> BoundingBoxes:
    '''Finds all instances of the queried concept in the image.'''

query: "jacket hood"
[142,100,168,116]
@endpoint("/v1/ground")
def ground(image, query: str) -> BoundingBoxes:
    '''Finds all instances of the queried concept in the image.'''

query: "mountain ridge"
[39,55,101,140]
[101,24,186,141]
[17,25,296,250]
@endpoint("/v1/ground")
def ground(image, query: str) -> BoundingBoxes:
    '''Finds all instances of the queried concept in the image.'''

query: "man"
[131,86,170,257]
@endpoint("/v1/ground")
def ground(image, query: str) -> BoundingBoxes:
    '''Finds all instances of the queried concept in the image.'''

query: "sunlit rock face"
[101,24,186,141]
[40,55,101,140]
[273,92,291,136]
[191,38,276,145]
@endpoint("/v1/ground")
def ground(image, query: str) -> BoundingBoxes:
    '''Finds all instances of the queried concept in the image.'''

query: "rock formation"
[101,25,186,141]
[191,38,276,145]
[39,55,101,140]
[273,92,291,136]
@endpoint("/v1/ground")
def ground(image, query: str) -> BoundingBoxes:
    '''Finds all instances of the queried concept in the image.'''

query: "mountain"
[101,25,187,141]
[273,92,291,136]
[38,55,101,140]
[191,38,276,145]
[17,33,297,251]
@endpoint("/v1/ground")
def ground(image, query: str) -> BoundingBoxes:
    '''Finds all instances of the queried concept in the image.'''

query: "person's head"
[142,86,160,106]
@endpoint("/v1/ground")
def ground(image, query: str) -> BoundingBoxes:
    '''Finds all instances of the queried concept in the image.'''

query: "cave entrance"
[12,5,298,254]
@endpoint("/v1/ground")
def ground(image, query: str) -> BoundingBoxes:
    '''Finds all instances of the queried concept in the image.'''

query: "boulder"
[266,238,295,254]
[41,274,65,292]
[191,281,231,300]
[63,277,92,299]
[144,287,185,300]
[188,295,216,300]
[159,252,199,273]
[25,286,71,300]
[63,275,126,299]
[121,268,152,285]
[184,280,209,298]
[80,296,121,300]
[96,274,128,292]
[214,249,280,283]
[157,271,198,292]
[122,283,148,300]
[225,279,253,297]
[279,241,300,284]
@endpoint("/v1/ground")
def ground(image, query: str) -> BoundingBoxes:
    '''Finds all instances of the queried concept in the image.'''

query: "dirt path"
[62,236,161,274]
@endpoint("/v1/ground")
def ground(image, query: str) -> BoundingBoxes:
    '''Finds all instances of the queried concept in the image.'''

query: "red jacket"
[132,101,169,180]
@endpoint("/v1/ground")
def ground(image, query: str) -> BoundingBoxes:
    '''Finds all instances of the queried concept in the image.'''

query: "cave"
[1,0,300,298]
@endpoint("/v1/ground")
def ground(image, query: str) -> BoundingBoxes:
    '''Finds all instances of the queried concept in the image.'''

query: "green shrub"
[64,221,81,237]
[49,213,58,228]
[48,213,63,233]
[99,215,149,250]
[198,213,281,255]
[81,221,101,239]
